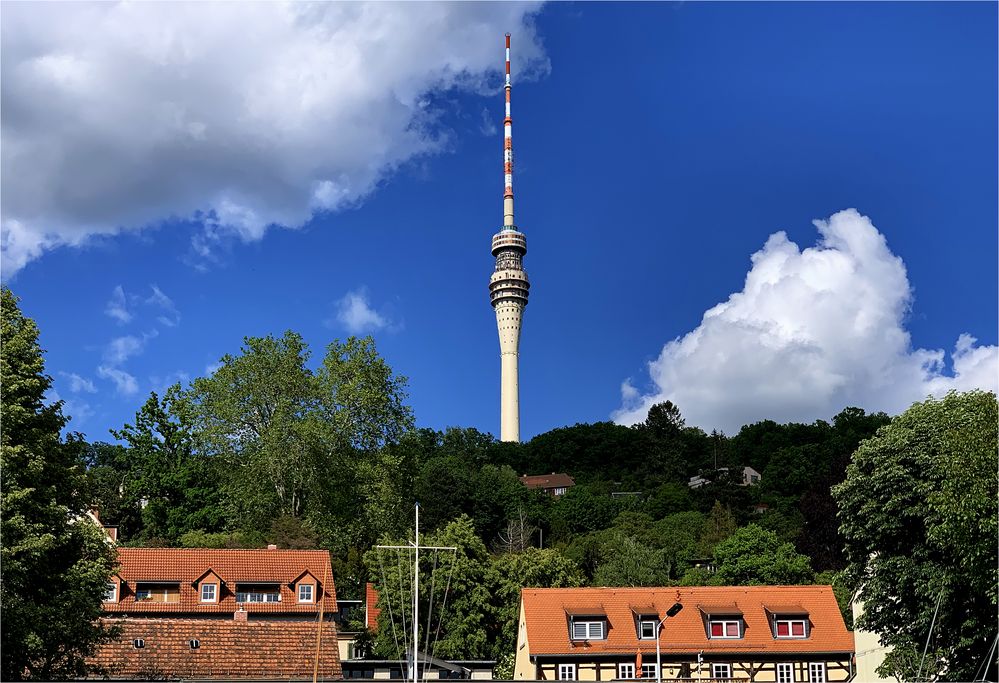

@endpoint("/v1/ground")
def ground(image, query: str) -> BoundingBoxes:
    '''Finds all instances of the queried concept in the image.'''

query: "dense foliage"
[1,288,117,680]
[834,390,998,681]
[15,286,987,672]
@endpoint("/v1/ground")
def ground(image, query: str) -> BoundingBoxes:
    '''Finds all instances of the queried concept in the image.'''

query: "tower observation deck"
[489,33,530,443]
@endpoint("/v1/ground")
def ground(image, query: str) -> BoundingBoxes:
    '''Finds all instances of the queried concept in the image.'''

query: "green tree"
[110,391,223,542]
[833,391,998,681]
[1,288,118,680]
[493,547,584,658]
[592,532,672,587]
[698,500,737,555]
[180,333,412,548]
[705,524,813,586]
[365,515,495,661]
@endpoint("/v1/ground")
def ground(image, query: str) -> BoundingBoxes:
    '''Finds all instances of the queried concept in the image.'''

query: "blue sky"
[3,2,996,441]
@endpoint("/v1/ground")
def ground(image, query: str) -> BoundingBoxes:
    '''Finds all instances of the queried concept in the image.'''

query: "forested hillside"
[71,326,899,663]
[6,291,996,681]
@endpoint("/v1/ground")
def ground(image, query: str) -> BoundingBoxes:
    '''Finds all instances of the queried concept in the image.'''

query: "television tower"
[489,33,530,442]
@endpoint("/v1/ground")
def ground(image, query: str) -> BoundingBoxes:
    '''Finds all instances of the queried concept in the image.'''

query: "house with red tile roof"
[513,586,854,683]
[520,473,576,496]
[88,546,342,679]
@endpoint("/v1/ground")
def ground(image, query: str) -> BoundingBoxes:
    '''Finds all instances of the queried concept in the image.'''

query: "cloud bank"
[1,2,547,274]
[614,209,998,433]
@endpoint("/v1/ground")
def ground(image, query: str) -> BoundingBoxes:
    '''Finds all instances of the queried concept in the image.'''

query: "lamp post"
[655,602,683,683]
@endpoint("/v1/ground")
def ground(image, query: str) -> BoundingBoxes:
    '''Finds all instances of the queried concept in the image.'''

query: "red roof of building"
[521,586,854,656]
[88,617,341,679]
[110,547,336,614]
[519,473,575,489]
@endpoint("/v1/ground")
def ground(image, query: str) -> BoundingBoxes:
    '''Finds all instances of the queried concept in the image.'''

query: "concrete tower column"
[489,33,530,442]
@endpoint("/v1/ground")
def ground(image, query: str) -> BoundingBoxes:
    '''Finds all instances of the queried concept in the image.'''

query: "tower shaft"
[489,33,530,442]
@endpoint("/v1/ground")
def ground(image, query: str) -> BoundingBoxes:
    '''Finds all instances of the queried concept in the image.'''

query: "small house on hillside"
[688,466,762,489]
[519,473,575,496]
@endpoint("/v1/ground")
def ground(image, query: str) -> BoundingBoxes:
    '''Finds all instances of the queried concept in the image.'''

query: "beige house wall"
[853,597,893,683]
[514,599,535,679]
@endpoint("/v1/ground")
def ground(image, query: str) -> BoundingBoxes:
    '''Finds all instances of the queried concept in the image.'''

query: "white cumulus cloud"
[613,209,998,433]
[335,289,390,335]
[0,2,547,275]
[96,365,138,396]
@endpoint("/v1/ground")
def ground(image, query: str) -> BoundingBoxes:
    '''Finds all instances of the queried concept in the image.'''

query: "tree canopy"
[1,288,117,680]
[833,390,998,681]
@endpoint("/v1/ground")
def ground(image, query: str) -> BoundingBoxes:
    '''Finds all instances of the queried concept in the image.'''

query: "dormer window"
[774,618,808,638]
[570,619,605,640]
[104,581,118,603]
[709,619,742,638]
[298,583,314,603]
[135,582,180,603]
[637,616,657,640]
[236,584,281,603]
[200,583,217,603]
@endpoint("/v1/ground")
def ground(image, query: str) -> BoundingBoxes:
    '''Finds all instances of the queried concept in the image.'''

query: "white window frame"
[641,663,657,679]
[617,663,635,680]
[712,663,732,680]
[104,582,118,603]
[709,619,742,639]
[638,619,657,639]
[558,663,576,680]
[570,619,604,640]
[200,582,217,603]
[809,663,826,683]
[774,618,808,638]
[776,662,794,683]
[298,583,315,603]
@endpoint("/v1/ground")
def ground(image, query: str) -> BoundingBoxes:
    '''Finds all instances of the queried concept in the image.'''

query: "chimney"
[267,544,277,550]
[234,609,248,622]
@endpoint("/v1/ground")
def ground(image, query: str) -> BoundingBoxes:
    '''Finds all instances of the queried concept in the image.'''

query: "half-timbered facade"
[514,586,854,682]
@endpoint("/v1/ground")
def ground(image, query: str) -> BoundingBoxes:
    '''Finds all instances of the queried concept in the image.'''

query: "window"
[808,663,826,683]
[617,663,635,680]
[638,619,657,639]
[709,619,741,638]
[132,639,145,649]
[558,664,576,680]
[189,639,201,649]
[135,583,180,603]
[775,618,808,638]
[570,620,604,640]
[553,487,567,495]
[776,663,794,683]
[237,585,281,603]
[298,583,314,603]
[711,663,731,680]
[200,583,217,603]
[104,582,117,603]
[641,664,657,679]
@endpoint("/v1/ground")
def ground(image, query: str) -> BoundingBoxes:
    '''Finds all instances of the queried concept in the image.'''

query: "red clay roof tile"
[88,617,341,679]
[522,586,854,656]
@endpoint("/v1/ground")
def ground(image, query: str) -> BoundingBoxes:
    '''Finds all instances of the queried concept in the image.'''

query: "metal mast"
[489,32,531,442]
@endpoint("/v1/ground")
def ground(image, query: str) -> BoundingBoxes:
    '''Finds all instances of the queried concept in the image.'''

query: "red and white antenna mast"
[503,33,514,228]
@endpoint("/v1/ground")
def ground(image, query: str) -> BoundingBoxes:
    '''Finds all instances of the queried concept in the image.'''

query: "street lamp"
[655,602,683,683]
